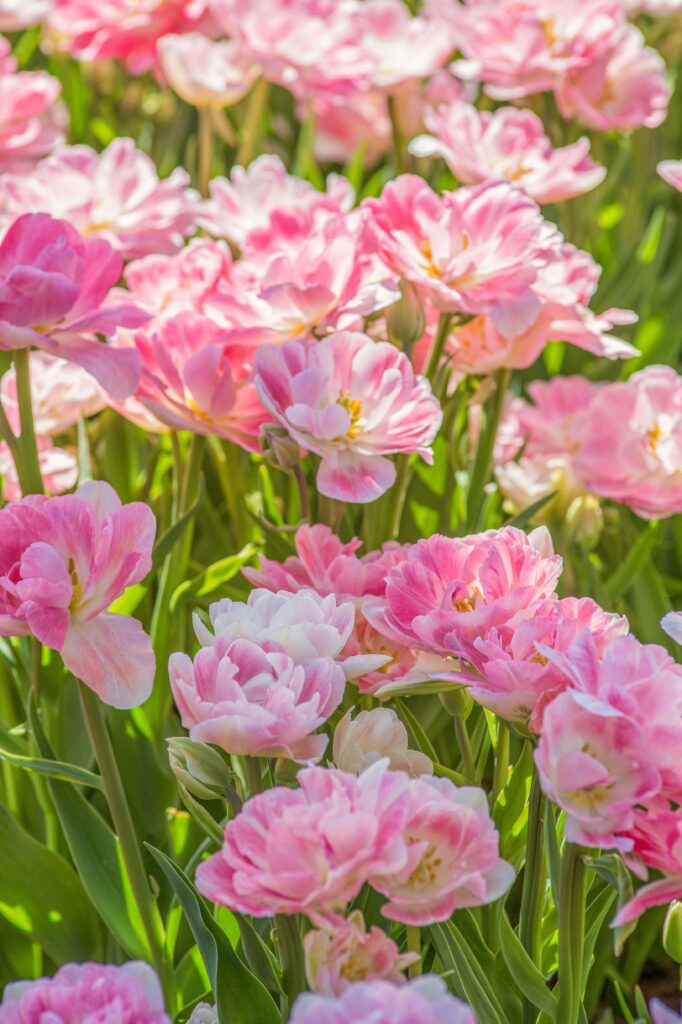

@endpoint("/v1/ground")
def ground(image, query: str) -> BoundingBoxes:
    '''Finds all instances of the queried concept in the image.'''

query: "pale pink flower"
[187,1007,216,1024]
[195,587,389,682]
[0,214,147,397]
[370,775,514,925]
[170,635,344,761]
[364,176,560,338]
[253,331,441,503]
[46,0,210,75]
[495,375,602,465]
[158,33,260,108]
[0,481,156,708]
[575,366,682,519]
[290,977,477,1024]
[0,140,199,260]
[352,0,458,90]
[118,238,233,319]
[380,526,562,661]
[0,961,169,1024]
[199,155,354,251]
[0,353,103,436]
[612,809,682,928]
[333,708,433,776]
[663,612,682,645]
[0,438,78,501]
[556,26,670,131]
[303,89,392,167]
[495,454,587,522]
[123,313,266,449]
[0,0,52,29]
[658,160,682,193]
[196,761,412,923]
[0,48,66,174]
[304,910,418,995]
[410,104,605,204]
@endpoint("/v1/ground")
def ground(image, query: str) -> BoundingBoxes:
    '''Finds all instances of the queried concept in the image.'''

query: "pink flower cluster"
[496,367,682,520]
[197,760,513,927]
[289,976,476,1024]
[454,0,670,132]
[0,39,65,175]
[0,481,156,708]
[0,961,169,1024]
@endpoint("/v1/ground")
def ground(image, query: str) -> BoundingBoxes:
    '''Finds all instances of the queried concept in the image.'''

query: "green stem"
[13,349,43,495]
[519,771,547,1024]
[557,843,587,1024]
[424,313,453,382]
[465,368,511,533]
[78,683,174,1004]
[236,78,270,166]
[387,93,404,174]
[244,755,264,798]
[492,721,510,805]
[207,436,248,548]
[454,716,476,782]
[275,913,306,1020]
[388,454,412,539]
[293,465,310,521]
[406,925,422,977]
[198,107,214,198]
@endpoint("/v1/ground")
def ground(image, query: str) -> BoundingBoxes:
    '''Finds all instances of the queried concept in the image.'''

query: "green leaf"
[605,520,659,602]
[430,920,515,1023]
[30,702,149,958]
[498,910,557,1018]
[0,742,103,790]
[170,543,261,612]
[0,803,99,963]
[504,492,557,530]
[147,846,279,1024]
[152,477,205,571]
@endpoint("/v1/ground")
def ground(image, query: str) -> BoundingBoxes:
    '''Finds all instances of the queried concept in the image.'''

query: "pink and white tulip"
[0,0,52,29]
[659,161,682,192]
[612,809,682,928]
[0,43,66,174]
[158,33,260,108]
[333,708,433,776]
[0,482,156,708]
[0,438,78,502]
[289,977,476,1024]
[0,353,103,437]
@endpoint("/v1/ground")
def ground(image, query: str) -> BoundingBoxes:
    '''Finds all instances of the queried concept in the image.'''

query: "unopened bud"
[167,737,233,800]
[565,494,604,551]
[664,901,682,963]
[439,688,473,720]
[260,424,301,471]
[385,280,426,350]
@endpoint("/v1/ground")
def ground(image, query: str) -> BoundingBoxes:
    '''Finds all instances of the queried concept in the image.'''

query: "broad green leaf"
[430,920,516,1024]
[147,846,279,1024]
[0,802,99,963]
[498,910,557,1018]
[170,543,261,611]
[152,477,205,571]
[504,492,558,530]
[0,742,103,790]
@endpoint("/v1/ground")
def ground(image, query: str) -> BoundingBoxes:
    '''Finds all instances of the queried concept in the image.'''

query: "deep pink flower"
[0,43,66,173]
[0,438,78,502]
[0,961,169,1024]
[370,776,514,925]
[575,365,682,519]
[0,481,156,708]
[659,161,682,192]
[410,104,605,204]
[380,526,562,660]
[199,155,353,251]
[289,977,476,1024]
[170,635,344,761]
[253,331,441,503]
[158,32,260,108]
[47,0,210,75]
[333,707,433,776]
[123,313,266,449]
[196,761,412,923]
[304,910,418,995]
[611,809,682,928]
[0,214,147,397]
[0,140,199,260]
[364,176,560,338]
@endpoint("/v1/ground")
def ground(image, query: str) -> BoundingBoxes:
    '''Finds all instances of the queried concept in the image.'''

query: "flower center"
[337,392,363,440]
[407,838,444,888]
[647,422,663,452]
[67,558,83,612]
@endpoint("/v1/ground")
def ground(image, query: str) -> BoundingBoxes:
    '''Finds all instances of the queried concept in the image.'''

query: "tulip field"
[2,1,682,1022]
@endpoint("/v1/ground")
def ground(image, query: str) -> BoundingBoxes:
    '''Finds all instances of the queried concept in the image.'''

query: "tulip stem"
[244,755,264,798]
[13,349,43,495]
[388,453,413,539]
[237,78,270,166]
[198,107,214,198]
[78,683,174,1006]
[465,367,511,533]
[406,925,422,976]
[492,721,510,805]
[454,716,476,782]
[557,842,586,1024]
[519,771,548,1024]
[275,913,306,1020]
[424,313,453,382]
[387,93,404,174]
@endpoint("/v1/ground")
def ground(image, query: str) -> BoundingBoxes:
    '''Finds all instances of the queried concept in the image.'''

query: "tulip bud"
[167,737,233,801]
[439,688,473,720]
[385,280,426,350]
[332,707,433,777]
[259,424,301,471]
[664,901,682,964]
[565,494,604,551]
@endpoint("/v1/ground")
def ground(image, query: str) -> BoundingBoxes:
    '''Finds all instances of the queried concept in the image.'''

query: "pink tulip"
[0,41,66,173]
[496,376,602,465]
[658,161,682,192]
[302,89,392,167]
[0,438,78,501]
[289,976,477,1024]
[158,33,260,108]
[199,155,353,251]
[651,1003,682,1024]
[170,635,344,761]
[0,140,199,260]
[352,0,458,90]
[1,353,103,436]
[410,104,605,204]
[118,238,233,320]
[0,481,156,708]
[0,214,147,397]
[495,454,587,522]
[196,761,413,923]
[0,961,169,1024]
[0,0,52,29]
[124,313,267,449]
[253,331,441,503]
[47,0,211,75]
[611,809,682,928]
[333,708,433,776]
[379,526,562,661]
[369,775,514,925]
[304,910,418,994]
[364,176,561,338]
